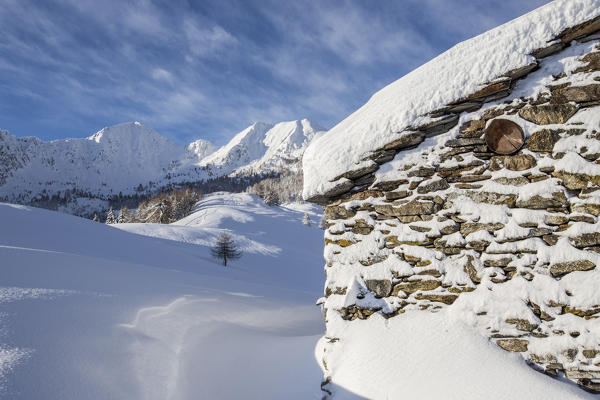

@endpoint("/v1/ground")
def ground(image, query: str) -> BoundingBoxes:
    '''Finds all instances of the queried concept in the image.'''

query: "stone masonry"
[313,17,600,396]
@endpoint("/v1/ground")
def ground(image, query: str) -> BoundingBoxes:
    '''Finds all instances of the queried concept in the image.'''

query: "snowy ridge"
[199,119,325,176]
[0,122,187,200]
[303,0,600,200]
[0,119,322,214]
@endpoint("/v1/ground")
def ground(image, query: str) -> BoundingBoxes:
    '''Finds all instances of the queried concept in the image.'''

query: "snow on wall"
[303,0,600,202]
[312,10,600,398]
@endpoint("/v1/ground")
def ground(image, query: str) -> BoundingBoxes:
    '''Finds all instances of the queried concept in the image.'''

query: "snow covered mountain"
[0,122,187,200]
[187,138,217,160]
[0,119,324,215]
[197,119,325,177]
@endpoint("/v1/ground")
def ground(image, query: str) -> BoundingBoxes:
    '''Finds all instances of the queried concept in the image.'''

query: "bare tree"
[210,232,242,267]
[132,188,202,223]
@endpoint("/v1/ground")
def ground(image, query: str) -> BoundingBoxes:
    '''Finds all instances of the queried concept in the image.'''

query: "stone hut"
[303,1,600,396]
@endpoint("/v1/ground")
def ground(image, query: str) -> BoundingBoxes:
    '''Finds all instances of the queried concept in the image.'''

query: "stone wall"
[316,23,600,396]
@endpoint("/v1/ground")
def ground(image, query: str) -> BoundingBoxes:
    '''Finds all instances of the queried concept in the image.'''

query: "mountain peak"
[187,138,217,161]
[87,121,164,144]
[199,118,325,176]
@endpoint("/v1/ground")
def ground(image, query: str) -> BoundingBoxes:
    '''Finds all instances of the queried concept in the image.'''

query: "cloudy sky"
[0,0,550,145]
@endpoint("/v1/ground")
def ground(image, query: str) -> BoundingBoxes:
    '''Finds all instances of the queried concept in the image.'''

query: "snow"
[199,119,325,176]
[0,122,187,202]
[0,118,323,215]
[363,38,600,199]
[322,311,596,400]
[0,193,325,399]
[302,0,600,200]
[187,138,217,160]
[1,191,598,397]
[115,192,325,289]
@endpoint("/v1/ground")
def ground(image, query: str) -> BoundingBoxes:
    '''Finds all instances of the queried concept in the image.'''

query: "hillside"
[2,193,595,399]
[0,193,324,399]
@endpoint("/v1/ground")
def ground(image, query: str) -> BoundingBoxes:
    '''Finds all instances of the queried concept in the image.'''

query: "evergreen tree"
[105,207,116,224]
[156,198,173,224]
[318,214,326,230]
[302,212,311,226]
[92,213,100,222]
[117,207,131,223]
[210,232,242,267]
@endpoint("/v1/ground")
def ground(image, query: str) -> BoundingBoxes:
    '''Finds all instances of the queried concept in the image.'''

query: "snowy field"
[0,193,325,399]
[0,192,596,399]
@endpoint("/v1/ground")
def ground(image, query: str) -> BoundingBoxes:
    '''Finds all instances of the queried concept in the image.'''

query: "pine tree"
[318,214,326,230]
[105,207,116,224]
[156,198,173,224]
[92,213,100,222]
[210,232,242,267]
[117,207,131,223]
[302,212,311,226]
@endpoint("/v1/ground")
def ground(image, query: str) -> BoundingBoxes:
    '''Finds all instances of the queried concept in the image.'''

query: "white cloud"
[184,19,238,58]
[0,0,554,145]
[151,68,173,82]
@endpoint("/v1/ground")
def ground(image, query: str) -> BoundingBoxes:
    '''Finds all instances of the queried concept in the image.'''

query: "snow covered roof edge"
[302,0,600,203]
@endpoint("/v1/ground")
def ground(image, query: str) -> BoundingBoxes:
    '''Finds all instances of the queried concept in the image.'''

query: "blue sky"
[0,0,550,146]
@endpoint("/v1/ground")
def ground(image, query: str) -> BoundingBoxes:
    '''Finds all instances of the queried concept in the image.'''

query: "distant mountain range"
[0,119,325,216]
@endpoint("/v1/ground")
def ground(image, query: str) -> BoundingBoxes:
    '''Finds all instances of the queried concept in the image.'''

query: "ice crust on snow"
[303,0,600,200]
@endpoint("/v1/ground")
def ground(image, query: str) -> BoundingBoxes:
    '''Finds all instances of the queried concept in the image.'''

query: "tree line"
[98,187,202,224]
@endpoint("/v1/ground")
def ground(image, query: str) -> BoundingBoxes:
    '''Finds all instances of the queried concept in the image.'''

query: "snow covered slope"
[199,119,324,177]
[0,194,325,399]
[303,0,600,200]
[2,194,595,399]
[115,192,325,291]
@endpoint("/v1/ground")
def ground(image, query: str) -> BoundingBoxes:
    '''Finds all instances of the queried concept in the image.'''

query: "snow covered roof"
[303,0,600,202]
